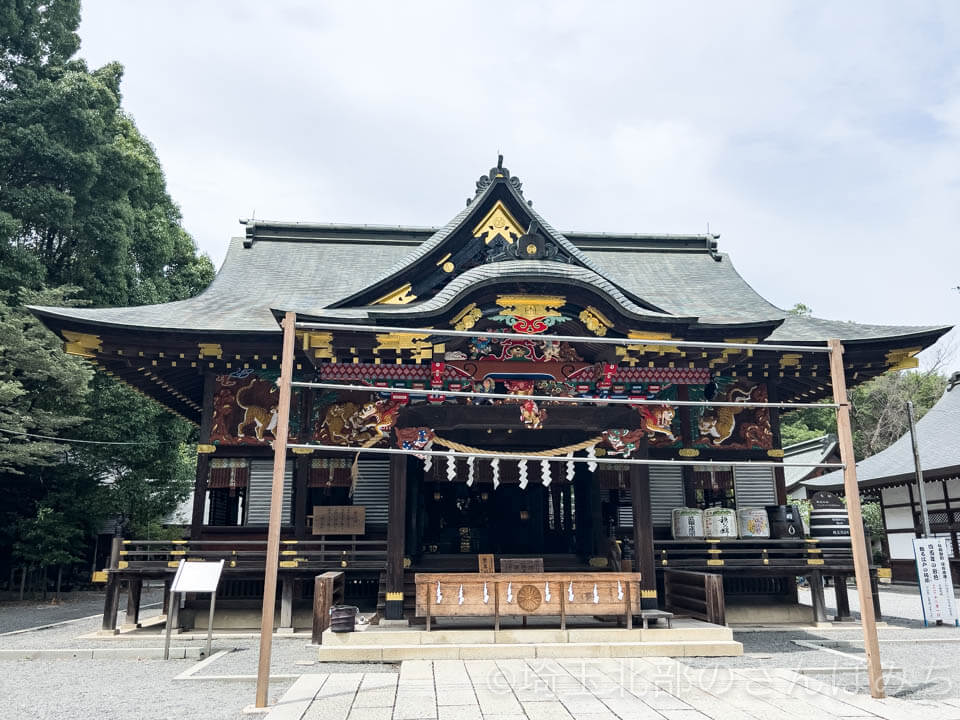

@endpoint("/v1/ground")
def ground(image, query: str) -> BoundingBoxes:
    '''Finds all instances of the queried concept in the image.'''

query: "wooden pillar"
[385,453,408,620]
[279,577,294,633]
[589,467,604,558]
[630,443,657,610]
[766,378,788,504]
[833,576,852,621]
[677,385,699,507]
[829,338,884,698]
[101,536,122,634]
[809,570,828,623]
[293,389,315,540]
[562,484,573,538]
[191,372,216,539]
[294,454,311,540]
[124,577,143,627]
[255,311,296,709]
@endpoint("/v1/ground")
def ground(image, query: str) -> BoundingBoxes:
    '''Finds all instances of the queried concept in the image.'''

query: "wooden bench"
[415,572,643,631]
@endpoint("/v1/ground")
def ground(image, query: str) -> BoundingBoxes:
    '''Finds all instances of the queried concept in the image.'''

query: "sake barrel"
[671,507,704,539]
[737,507,770,538]
[330,605,358,633]
[809,491,850,541]
[704,507,738,539]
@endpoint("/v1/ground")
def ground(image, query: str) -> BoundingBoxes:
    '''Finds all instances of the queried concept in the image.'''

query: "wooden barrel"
[330,605,358,632]
[809,491,851,541]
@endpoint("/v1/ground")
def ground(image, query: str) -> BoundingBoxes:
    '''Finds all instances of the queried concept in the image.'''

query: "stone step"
[316,639,743,661]
[319,624,733,646]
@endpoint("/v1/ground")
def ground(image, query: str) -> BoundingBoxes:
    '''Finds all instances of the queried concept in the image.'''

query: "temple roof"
[26,160,952,422]
[804,373,960,490]
[783,434,839,492]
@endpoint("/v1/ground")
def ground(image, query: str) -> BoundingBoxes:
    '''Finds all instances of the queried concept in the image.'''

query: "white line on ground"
[174,649,232,680]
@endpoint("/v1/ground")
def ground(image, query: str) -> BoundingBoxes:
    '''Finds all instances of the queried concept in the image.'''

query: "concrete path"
[263,658,960,720]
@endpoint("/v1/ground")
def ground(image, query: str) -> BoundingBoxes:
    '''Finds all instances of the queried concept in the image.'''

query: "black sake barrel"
[809,491,851,541]
[766,504,804,538]
[330,605,358,633]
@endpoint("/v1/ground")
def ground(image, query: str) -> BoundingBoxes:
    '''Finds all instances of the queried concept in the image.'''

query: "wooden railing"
[664,569,726,625]
[655,538,858,572]
[117,538,388,571]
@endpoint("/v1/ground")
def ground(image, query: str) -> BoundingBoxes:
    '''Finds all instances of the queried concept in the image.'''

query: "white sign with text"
[913,537,958,625]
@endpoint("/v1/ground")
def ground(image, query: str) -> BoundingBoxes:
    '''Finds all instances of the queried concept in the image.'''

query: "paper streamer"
[541,458,551,487]
[545,582,551,603]
[491,458,500,490]
[586,445,598,473]
[568,581,574,602]
[507,582,513,603]
[592,583,599,604]
[446,449,456,481]
[518,460,528,489]
[458,584,464,605]
[436,581,443,604]
[566,451,575,482]
[466,456,475,487]
[483,582,489,604]
[617,580,624,601]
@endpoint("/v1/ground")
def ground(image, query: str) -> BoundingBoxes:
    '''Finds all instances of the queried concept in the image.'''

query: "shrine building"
[29,159,951,629]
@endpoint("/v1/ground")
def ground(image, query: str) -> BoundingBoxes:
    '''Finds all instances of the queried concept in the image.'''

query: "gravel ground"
[0,586,163,634]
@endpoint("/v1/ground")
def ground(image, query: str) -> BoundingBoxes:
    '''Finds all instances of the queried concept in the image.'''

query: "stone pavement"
[263,658,960,720]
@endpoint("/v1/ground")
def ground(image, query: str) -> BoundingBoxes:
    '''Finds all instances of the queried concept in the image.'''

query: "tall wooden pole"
[255,312,296,708]
[828,339,884,698]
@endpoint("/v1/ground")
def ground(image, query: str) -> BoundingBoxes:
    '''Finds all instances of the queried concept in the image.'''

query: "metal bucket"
[330,605,359,633]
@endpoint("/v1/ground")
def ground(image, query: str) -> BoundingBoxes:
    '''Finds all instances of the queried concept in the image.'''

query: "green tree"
[0,0,213,585]
[0,287,90,473]
[780,370,947,459]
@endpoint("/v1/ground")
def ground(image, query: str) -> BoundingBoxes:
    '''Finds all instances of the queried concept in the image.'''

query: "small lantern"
[519,510,530,521]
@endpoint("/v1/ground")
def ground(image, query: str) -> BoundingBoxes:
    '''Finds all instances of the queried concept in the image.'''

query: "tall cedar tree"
[0,1,214,581]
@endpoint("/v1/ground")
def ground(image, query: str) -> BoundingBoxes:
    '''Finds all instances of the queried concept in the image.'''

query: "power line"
[0,428,184,446]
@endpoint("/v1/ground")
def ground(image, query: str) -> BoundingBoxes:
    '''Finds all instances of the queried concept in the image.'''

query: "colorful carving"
[637,404,678,444]
[602,429,646,456]
[690,380,772,450]
[315,398,402,447]
[211,371,297,446]
[520,400,546,429]
[491,295,570,334]
[466,337,582,362]
[578,307,613,337]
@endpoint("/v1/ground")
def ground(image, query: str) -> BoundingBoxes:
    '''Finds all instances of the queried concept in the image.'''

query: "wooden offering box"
[414,572,643,630]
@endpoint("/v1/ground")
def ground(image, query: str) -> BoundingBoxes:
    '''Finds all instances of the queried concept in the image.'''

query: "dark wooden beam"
[630,442,657,610]
[385,454,408,620]
[191,372,216,539]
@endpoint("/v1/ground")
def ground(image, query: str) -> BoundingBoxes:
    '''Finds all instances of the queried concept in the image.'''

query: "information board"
[913,537,959,625]
[312,505,365,535]
[170,559,225,593]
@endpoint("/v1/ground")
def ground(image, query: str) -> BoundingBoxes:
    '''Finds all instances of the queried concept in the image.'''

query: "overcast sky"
[77,2,959,367]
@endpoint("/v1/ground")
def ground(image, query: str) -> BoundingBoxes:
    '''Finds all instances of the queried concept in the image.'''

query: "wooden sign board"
[312,505,365,535]
[478,554,495,573]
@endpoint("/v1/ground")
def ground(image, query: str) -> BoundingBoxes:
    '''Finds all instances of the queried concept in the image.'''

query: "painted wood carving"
[689,379,772,450]
[210,371,300,445]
